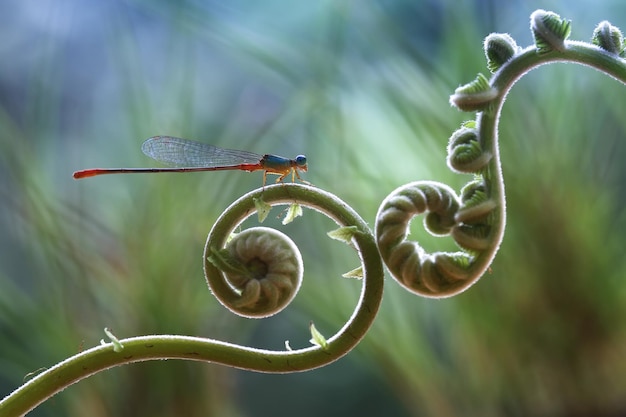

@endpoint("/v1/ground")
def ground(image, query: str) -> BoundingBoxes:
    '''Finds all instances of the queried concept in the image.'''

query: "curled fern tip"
[450,73,498,112]
[592,20,625,56]
[530,9,571,54]
[484,33,519,73]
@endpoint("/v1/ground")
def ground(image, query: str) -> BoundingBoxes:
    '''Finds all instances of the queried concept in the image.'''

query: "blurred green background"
[2,1,626,416]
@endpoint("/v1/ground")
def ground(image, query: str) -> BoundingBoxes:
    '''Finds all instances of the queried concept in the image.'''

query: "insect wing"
[141,136,263,168]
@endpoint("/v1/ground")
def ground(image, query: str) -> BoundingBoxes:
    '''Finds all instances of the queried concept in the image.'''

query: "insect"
[73,136,308,186]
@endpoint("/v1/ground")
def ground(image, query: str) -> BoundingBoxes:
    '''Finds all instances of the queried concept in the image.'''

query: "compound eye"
[295,155,307,166]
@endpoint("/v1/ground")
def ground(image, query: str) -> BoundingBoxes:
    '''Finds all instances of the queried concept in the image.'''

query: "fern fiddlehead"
[205,226,304,318]
[0,183,384,416]
[375,9,626,298]
[204,184,384,325]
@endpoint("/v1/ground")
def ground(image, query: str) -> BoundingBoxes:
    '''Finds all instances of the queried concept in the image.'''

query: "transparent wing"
[141,136,263,168]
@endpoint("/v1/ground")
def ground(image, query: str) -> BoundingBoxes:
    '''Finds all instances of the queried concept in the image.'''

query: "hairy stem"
[377,16,626,298]
[0,184,384,416]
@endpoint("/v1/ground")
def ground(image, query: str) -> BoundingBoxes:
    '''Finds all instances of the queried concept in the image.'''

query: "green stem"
[493,42,626,91]
[0,184,384,417]
[477,40,626,275]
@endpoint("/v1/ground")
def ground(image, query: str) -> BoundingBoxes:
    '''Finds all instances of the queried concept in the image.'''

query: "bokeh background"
[2,1,626,416]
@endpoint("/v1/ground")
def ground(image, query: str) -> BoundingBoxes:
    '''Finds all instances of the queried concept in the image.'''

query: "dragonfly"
[73,136,308,186]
